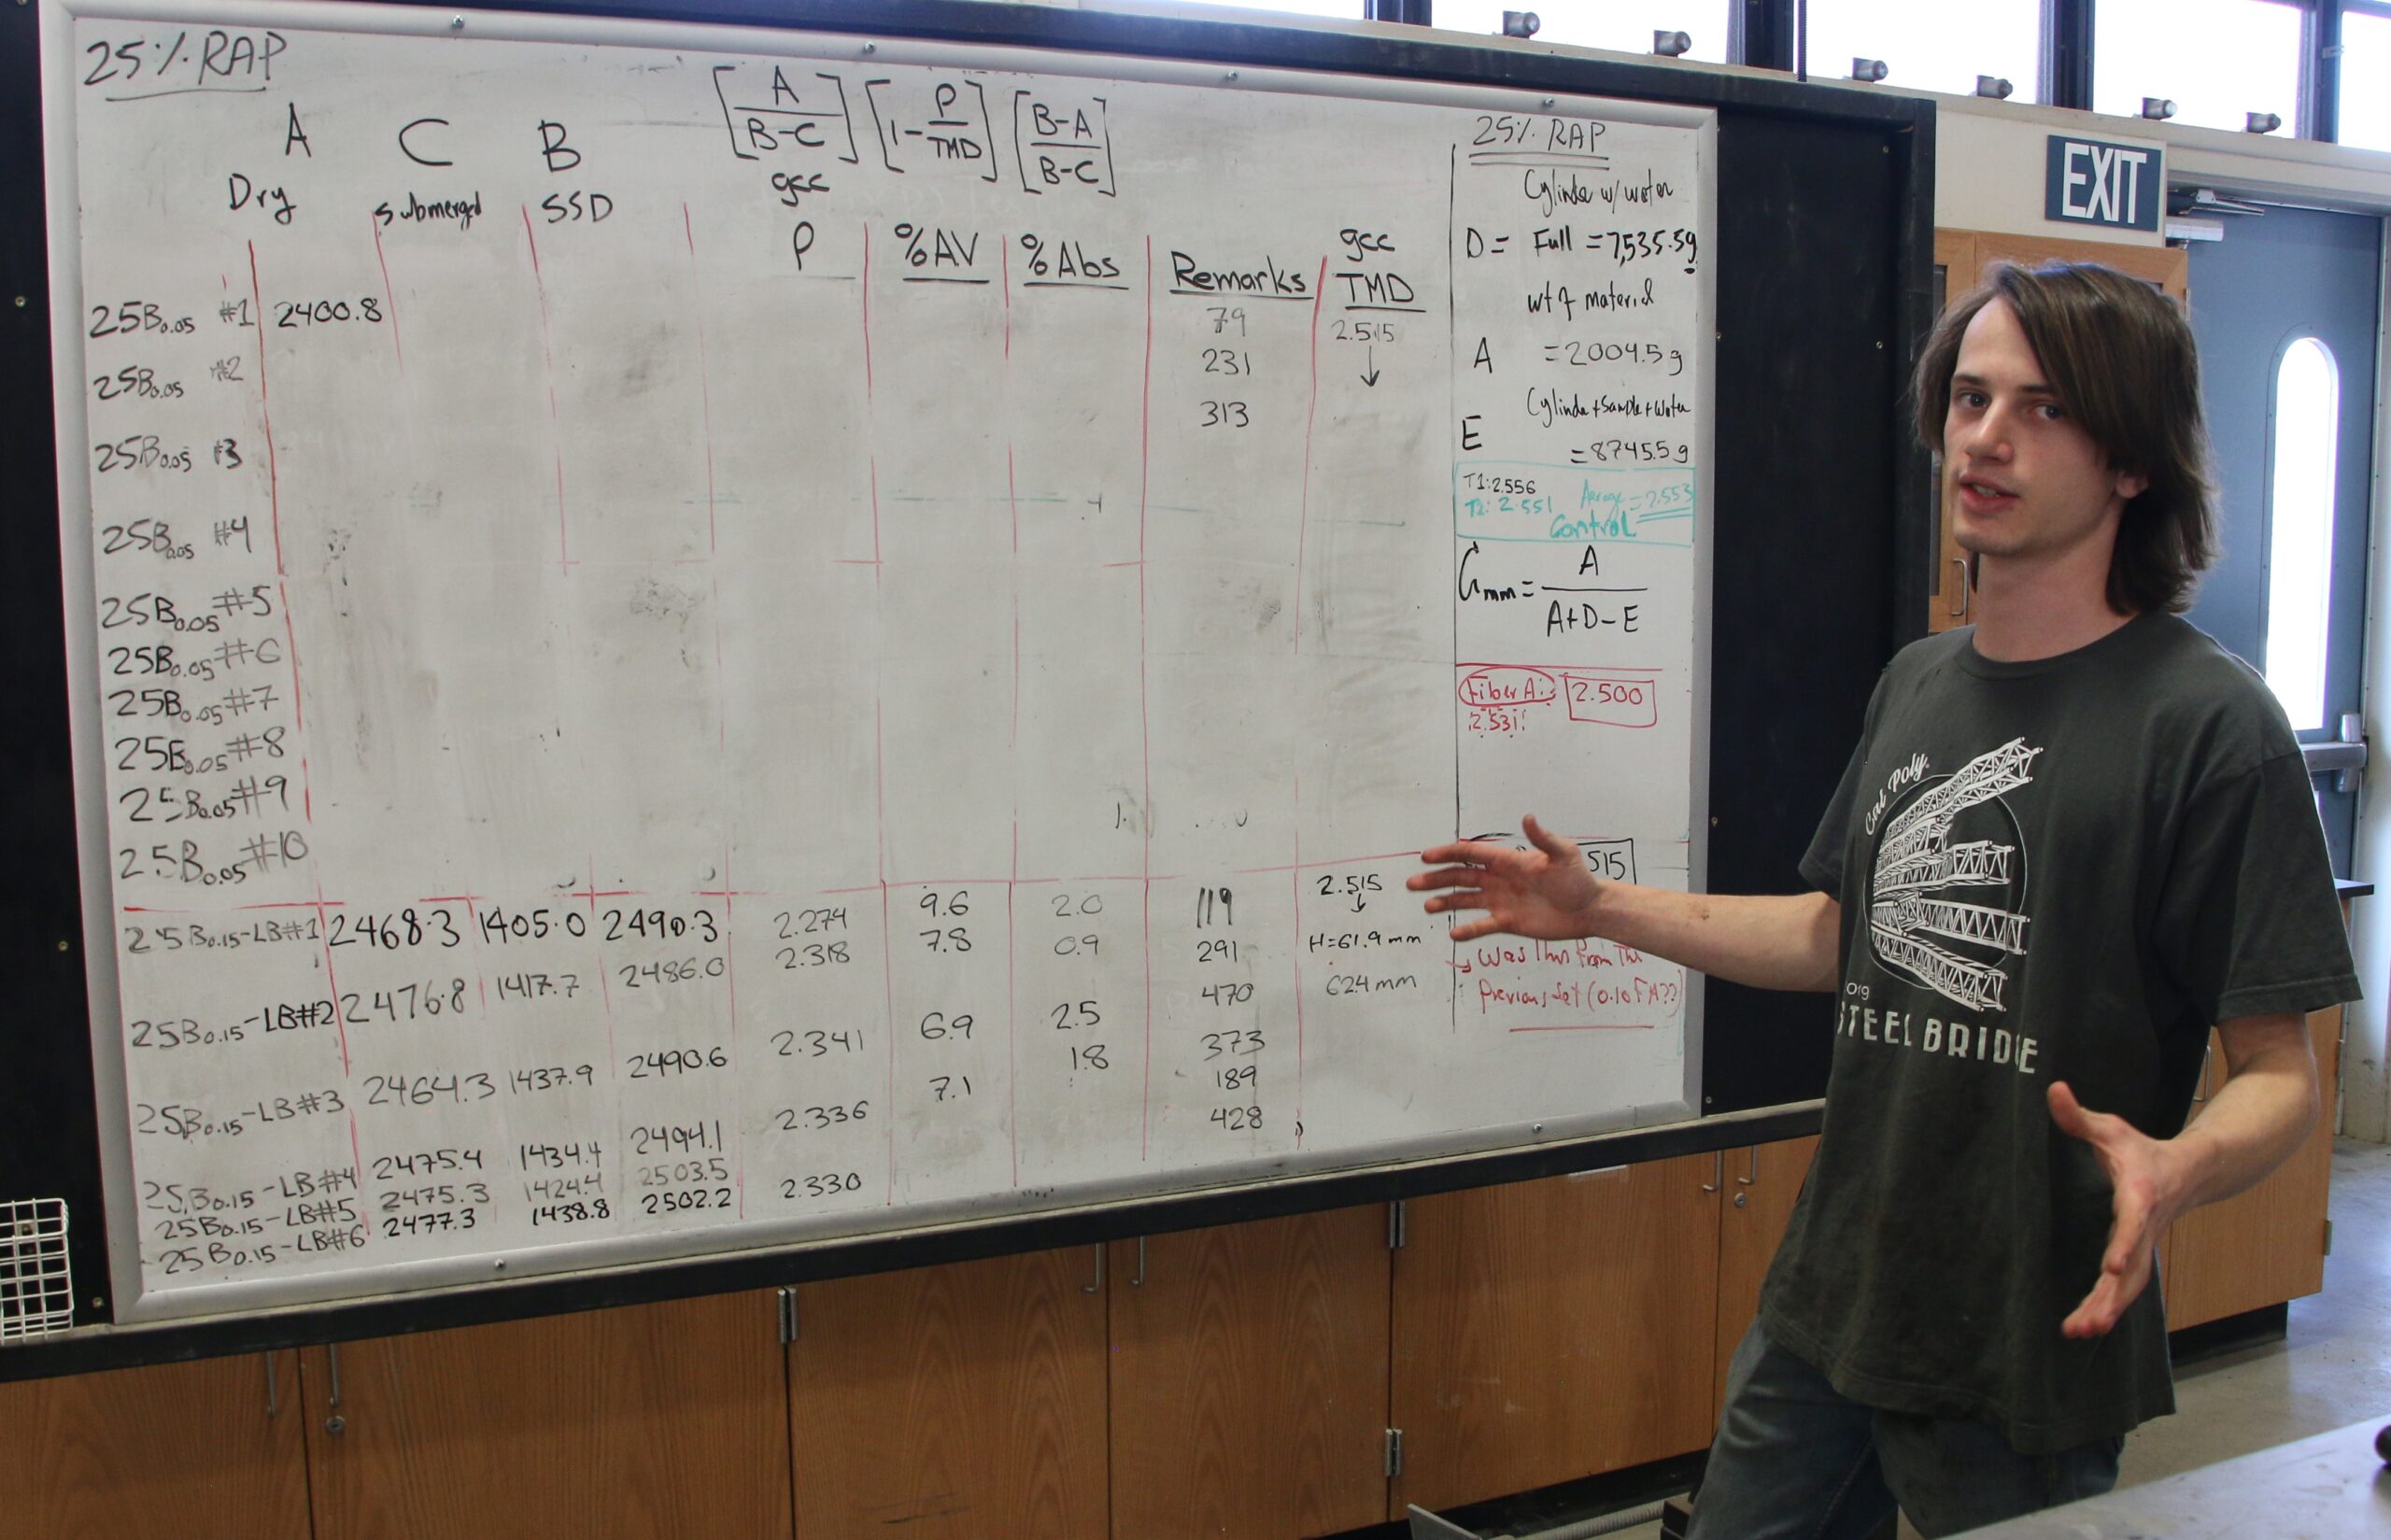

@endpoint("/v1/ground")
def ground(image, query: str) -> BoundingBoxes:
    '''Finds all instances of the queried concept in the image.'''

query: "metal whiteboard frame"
[44,0,1719,1326]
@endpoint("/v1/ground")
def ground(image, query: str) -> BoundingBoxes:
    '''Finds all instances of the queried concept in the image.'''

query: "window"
[2093,0,2302,132]
[1803,0,2041,100]
[2265,336,2338,732]
[1433,0,1733,64]
[2339,10,2391,150]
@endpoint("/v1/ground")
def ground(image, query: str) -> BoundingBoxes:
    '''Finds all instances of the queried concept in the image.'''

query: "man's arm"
[1409,813,1844,994]
[2050,1010,2320,1338]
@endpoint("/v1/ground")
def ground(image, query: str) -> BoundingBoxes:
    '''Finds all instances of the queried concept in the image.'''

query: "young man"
[1408,262,2358,1537]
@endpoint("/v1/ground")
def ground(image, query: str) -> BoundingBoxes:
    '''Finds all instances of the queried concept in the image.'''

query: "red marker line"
[312,881,352,1079]
[248,247,312,756]
[1008,873,1149,886]
[447,894,490,1015]
[1138,234,1154,1162]
[684,204,719,559]
[1293,255,1327,659]
[716,842,744,1220]
[1507,1024,1656,1032]
[279,593,306,737]
[1231,847,1427,877]
[245,243,283,577]
[582,857,617,1043]
[370,214,403,371]
[1005,248,1020,1190]
[875,700,896,1205]
[520,207,571,572]
[1008,821,1019,1188]
[1290,779,1305,1149]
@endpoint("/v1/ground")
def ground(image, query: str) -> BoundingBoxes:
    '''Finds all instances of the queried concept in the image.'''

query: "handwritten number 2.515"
[1201,401,1250,429]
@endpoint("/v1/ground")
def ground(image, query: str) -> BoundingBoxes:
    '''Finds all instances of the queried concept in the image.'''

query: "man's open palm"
[2049,1080,2177,1339]
[1408,813,1598,942]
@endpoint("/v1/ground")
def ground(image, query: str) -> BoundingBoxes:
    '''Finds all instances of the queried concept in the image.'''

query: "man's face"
[1943,297,2147,572]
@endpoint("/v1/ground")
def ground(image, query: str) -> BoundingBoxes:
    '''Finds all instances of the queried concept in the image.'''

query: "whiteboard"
[42,0,1716,1320]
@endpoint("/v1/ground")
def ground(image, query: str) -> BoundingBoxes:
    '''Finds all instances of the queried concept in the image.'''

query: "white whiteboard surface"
[42,0,1716,1320]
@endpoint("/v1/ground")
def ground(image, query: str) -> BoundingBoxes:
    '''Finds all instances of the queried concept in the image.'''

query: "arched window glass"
[2265,336,2338,732]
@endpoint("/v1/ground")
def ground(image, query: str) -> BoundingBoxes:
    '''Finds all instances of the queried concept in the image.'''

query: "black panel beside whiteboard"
[0,0,1929,1372]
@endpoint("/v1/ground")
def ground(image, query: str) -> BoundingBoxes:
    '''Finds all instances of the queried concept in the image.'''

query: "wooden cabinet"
[1926,231,2190,633]
[0,1349,310,1540]
[1709,1136,1819,1423]
[300,1292,792,1540]
[1106,1208,1391,1540]
[1388,1153,1722,1517]
[2166,1006,2342,1331]
[789,1248,1108,1540]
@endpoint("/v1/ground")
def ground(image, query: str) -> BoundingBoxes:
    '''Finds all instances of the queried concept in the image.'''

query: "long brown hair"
[1915,261,2218,615]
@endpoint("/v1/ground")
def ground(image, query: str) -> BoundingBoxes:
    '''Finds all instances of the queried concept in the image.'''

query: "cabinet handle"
[324,1342,346,1435]
[263,1351,278,1418]
[1737,1147,1758,1187]
[2193,1043,2213,1103]
[1949,558,1970,618]
[1082,1244,1103,1294]
[1131,1236,1147,1288]
[1701,1151,1722,1194]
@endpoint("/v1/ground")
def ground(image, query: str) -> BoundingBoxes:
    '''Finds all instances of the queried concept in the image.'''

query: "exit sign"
[2045,135,2162,232]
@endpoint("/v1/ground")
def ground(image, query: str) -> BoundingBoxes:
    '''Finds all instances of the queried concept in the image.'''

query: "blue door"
[2185,204,2379,875]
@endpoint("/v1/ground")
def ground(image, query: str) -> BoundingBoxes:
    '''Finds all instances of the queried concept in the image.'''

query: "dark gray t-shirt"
[1760,612,2358,1456]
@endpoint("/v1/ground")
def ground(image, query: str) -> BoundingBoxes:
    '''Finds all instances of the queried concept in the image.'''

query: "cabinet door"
[0,1350,310,1540]
[1108,1208,1391,1540]
[1710,1137,1819,1422]
[2166,1007,2341,1330]
[1388,1153,1721,1517]
[302,1292,793,1540]
[789,1248,1107,1540]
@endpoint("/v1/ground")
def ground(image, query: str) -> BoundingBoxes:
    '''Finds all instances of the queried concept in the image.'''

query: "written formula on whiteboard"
[54,7,1714,1312]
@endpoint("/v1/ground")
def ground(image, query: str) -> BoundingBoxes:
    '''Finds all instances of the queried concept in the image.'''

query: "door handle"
[324,1342,346,1435]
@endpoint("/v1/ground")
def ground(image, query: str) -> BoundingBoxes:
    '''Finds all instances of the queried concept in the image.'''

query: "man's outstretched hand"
[1408,813,1601,943]
[2048,1080,2184,1339]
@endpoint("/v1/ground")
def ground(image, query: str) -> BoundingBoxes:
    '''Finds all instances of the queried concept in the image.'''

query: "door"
[0,1351,311,1540]
[2186,205,2380,873]
[1709,1136,1818,1424]
[788,1248,1109,1540]
[1106,1208,1392,1540]
[302,1293,794,1540]
[1387,1154,1721,1517]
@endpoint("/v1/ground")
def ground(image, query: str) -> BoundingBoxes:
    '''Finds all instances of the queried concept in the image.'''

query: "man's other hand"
[2048,1080,2184,1339]
[1408,813,1600,943]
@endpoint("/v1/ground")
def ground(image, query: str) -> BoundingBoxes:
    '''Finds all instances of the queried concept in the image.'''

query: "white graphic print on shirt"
[1866,737,2039,1010]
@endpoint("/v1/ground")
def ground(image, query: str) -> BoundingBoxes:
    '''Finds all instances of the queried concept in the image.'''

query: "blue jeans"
[1687,1323,2124,1540]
